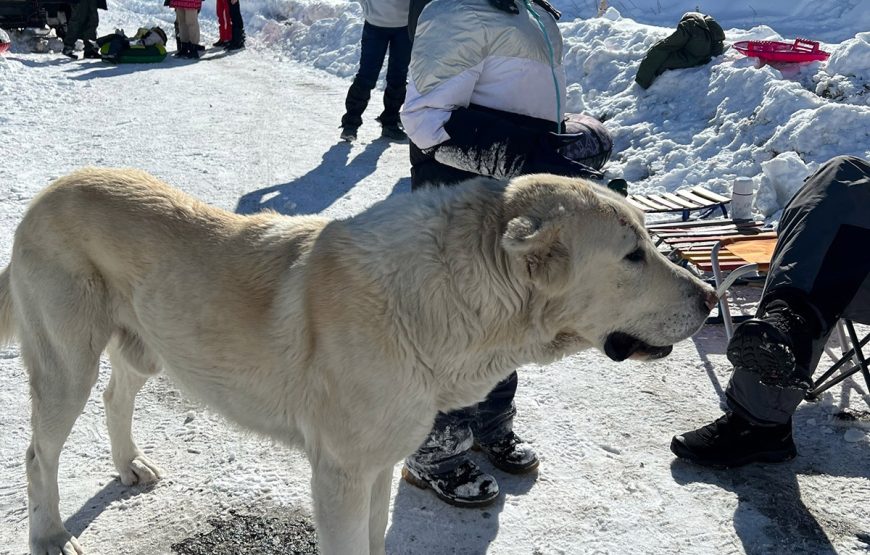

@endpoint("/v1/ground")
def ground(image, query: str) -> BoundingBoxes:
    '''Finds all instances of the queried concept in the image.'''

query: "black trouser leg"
[82,1,99,45]
[378,26,411,127]
[727,156,870,425]
[341,22,389,130]
[472,372,518,444]
[64,0,96,48]
[228,0,244,44]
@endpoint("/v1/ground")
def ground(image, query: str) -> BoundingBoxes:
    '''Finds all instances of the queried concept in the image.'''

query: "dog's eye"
[625,248,645,263]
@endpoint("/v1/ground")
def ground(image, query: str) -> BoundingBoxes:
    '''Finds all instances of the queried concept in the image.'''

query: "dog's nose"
[702,289,719,312]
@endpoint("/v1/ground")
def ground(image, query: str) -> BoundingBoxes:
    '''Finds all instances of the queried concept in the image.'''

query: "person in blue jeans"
[400,0,589,509]
[339,0,411,142]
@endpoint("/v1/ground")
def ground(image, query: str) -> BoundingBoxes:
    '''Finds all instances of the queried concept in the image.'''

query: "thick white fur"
[0,168,714,555]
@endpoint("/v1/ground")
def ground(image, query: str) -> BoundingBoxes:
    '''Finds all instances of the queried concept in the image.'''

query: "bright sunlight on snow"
[1,0,868,553]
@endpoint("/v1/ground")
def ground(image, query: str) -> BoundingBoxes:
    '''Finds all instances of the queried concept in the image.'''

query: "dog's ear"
[502,215,571,290]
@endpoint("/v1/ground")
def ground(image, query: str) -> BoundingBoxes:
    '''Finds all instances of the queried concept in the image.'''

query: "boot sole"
[670,436,797,469]
[400,466,498,509]
[726,320,801,387]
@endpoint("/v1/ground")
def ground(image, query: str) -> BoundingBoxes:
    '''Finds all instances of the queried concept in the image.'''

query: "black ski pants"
[341,22,411,129]
[727,156,870,425]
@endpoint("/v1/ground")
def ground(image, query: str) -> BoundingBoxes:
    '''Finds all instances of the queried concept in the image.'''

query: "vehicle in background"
[0,0,76,40]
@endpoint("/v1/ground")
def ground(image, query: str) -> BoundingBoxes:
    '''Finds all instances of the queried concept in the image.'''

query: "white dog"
[0,168,716,555]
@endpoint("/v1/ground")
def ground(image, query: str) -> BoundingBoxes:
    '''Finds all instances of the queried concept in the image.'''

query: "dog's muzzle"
[603,332,673,362]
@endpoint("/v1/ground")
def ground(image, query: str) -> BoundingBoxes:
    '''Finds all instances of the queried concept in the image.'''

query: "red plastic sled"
[733,38,830,63]
[0,29,10,54]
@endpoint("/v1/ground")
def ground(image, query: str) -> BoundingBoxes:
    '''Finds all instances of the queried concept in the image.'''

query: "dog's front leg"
[367,466,393,555]
[311,459,374,555]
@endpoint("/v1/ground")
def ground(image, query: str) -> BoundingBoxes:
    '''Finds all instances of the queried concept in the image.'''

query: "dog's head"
[500,174,717,362]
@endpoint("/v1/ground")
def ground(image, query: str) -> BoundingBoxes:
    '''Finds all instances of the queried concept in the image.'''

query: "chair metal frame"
[805,319,870,402]
[710,236,775,339]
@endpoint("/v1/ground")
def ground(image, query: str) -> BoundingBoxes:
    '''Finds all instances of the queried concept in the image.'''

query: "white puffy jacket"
[401,0,566,150]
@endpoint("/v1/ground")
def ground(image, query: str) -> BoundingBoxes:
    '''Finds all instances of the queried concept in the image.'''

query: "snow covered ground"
[1,0,869,553]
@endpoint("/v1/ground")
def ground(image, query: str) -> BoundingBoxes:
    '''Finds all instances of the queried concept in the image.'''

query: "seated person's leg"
[672,156,870,467]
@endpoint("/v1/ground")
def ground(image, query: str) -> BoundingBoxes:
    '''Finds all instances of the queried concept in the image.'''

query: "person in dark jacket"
[635,12,725,89]
[400,0,605,509]
[62,0,107,59]
[672,156,870,467]
[340,0,412,142]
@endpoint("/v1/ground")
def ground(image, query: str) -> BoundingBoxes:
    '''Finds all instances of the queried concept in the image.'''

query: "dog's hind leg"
[24,339,96,555]
[18,282,110,555]
[104,336,164,486]
[367,466,392,555]
[310,457,375,555]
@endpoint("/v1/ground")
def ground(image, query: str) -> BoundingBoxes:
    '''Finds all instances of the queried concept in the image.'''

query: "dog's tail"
[0,265,14,346]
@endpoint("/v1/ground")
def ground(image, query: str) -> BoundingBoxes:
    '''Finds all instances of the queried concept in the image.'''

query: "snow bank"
[227,2,868,220]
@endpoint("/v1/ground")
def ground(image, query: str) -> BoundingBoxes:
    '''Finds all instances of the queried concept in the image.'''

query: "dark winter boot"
[671,412,797,468]
[474,431,539,474]
[62,45,78,59]
[401,460,499,508]
[174,41,189,57]
[380,122,407,142]
[186,44,201,59]
[83,41,101,58]
[340,126,358,142]
[225,35,245,51]
[726,300,816,390]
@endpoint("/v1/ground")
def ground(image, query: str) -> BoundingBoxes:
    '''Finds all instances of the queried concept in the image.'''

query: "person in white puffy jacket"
[339,0,412,142]
[400,0,600,509]
[401,0,600,190]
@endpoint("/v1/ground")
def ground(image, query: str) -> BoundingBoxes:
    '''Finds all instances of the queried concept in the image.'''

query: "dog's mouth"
[603,332,673,362]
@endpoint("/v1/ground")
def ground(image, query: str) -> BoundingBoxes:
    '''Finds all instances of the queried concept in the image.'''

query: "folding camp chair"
[805,319,870,403]
[646,220,774,329]
[628,186,731,221]
[707,235,870,407]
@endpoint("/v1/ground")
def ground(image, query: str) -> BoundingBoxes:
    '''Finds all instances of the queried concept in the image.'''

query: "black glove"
[487,0,561,19]
[525,132,605,179]
[435,106,603,180]
[488,0,519,14]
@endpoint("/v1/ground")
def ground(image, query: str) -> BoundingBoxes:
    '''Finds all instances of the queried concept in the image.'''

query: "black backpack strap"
[532,0,560,19]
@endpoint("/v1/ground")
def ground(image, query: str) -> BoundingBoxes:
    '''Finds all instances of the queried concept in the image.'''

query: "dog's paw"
[118,455,164,486]
[30,533,83,555]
